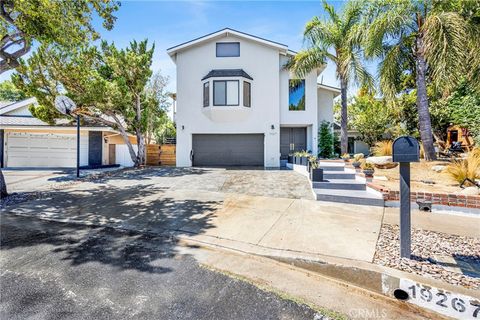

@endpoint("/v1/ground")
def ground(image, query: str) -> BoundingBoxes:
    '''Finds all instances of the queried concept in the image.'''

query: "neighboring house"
[332,123,370,156]
[0,98,137,168]
[167,28,340,168]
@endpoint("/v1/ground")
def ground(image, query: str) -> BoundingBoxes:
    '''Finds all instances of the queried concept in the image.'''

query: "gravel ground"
[374,224,480,289]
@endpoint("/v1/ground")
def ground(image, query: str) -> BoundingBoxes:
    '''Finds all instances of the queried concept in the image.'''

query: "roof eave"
[166,28,289,58]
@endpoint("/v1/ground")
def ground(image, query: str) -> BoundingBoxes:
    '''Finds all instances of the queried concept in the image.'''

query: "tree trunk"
[415,36,437,161]
[134,95,146,167]
[0,169,7,199]
[340,79,348,155]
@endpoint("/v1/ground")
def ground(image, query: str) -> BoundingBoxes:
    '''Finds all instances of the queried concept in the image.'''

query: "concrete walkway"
[4,167,383,262]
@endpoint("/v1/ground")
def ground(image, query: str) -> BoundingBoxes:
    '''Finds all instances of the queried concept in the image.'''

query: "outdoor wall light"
[271,125,275,130]
[182,125,185,130]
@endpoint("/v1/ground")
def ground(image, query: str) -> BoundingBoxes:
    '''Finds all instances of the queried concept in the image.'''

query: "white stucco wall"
[279,56,319,155]
[317,88,335,125]
[174,35,281,167]
[172,32,337,166]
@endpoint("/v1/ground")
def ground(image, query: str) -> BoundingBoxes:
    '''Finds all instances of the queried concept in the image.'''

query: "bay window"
[213,80,239,106]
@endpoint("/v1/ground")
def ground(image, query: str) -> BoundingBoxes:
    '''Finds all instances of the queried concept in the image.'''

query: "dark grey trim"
[88,131,103,166]
[216,42,240,57]
[166,27,287,51]
[0,114,35,118]
[243,81,251,108]
[0,129,4,168]
[213,80,240,106]
[203,82,209,107]
[202,69,253,81]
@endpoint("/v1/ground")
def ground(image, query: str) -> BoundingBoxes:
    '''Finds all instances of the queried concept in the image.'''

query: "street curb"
[5,211,479,319]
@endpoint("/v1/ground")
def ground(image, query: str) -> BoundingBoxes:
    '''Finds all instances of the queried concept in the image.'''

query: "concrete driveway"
[2,169,73,193]
[4,167,384,262]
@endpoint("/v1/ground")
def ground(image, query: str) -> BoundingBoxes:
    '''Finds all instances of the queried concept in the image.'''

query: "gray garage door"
[192,134,264,167]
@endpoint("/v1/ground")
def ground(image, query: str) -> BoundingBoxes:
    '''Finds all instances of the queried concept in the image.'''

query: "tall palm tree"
[288,0,373,155]
[362,0,475,160]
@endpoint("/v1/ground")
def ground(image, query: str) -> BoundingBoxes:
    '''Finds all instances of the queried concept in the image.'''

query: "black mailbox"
[392,136,420,163]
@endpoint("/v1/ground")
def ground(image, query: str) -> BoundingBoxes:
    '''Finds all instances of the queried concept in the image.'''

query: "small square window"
[216,42,240,57]
[203,82,209,107]
[243,82,251,107]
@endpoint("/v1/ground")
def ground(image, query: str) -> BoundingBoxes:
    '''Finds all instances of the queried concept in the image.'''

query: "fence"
[146,144,176,166]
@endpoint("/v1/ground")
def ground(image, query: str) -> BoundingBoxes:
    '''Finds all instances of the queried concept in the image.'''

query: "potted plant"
[341,153,350,162]
[293,151,302,165]
[288,154,294,164]
[309,157,323,182]
[352,153,364,169]
[307,155,317,173]
[361,161,375,177]
[299,150,310,166]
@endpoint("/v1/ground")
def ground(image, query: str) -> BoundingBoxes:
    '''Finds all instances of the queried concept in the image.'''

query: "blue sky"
[2,1,354,95]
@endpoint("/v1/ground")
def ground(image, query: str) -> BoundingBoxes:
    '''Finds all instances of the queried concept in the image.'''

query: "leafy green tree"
[14,40,158,167]
[287,0,373,155]
[318,121,334,158]
[155,114,176,144]
[0,80,26,101]
[362,0,478,160]
[440,81,480,146]
[0,0,118,198]
[144,71,171,144]
[348,94,393,147]
[0,0,118,73]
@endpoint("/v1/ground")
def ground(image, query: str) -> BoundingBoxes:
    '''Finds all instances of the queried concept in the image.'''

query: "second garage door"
[192,134,264,167]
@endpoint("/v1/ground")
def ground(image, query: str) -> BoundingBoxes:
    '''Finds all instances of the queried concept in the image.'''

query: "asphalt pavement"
[0,214,322,320]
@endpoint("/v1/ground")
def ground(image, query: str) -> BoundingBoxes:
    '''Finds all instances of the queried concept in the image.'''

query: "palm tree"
[288,0,373,155]
[362,0,475,160]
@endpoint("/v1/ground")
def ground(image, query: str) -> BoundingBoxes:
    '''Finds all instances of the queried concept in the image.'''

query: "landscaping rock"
[374,224,480,289]
[456,186,480,196]
[431,165,446,172]
[366,156,398,169]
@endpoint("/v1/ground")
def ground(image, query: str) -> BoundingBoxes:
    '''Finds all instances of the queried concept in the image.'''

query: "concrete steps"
[314,189,385,206]
[313,161,384,206]
[323,171,356,180]
[312,179,366,190]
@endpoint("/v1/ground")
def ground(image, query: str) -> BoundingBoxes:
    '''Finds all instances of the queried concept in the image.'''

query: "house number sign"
[399,278,480,319]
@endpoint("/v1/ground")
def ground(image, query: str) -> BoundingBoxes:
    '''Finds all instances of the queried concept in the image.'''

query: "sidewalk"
[5,183,384,262]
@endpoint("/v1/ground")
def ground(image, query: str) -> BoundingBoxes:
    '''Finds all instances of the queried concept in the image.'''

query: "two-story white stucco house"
[167,28,340,168]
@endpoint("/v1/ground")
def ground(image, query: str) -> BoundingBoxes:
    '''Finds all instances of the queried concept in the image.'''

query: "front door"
[280,127,307,160]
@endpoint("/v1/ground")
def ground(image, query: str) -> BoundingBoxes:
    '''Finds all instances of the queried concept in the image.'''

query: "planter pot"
[310,168,323,182]
[294,156,301,165]
[352,161,361,169]
[288,155,294,164]
[363,169,374,177]
[300,157,308,166]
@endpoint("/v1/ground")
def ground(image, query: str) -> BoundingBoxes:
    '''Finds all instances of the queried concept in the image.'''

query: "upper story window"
[213,80,239,106]
[216,42,240,57]
[289,79,305,111]
[203,82,209,107]
[243,82,251,107]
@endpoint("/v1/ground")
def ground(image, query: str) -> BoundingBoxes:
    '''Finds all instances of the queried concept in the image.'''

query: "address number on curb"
[399,279,480,319]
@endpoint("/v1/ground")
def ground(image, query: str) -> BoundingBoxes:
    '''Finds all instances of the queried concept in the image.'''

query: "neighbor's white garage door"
[5,132,88,167]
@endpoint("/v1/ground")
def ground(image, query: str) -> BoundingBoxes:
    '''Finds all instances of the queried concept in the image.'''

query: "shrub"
[308,156,319,169]
[353,153,364,162]
[318,121,334,158]
[445,149,480,185]
[360,160,375,170]
[372,140,393,156]
[341,153,350,160]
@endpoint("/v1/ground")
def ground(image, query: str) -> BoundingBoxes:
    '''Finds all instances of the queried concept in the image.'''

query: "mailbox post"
[392,136,420,258]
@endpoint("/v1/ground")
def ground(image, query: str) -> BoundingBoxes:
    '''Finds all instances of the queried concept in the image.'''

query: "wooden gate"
[146,144,176,166]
